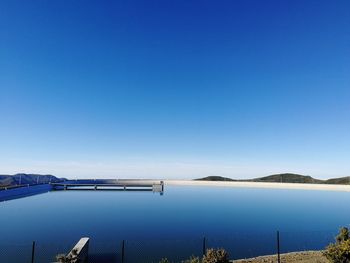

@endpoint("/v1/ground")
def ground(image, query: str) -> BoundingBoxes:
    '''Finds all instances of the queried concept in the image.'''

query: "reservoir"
[0,185,349,262]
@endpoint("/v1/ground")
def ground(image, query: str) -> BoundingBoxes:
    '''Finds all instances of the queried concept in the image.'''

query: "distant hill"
[196,173,350,185]
[324,176,350,185]
[248,173,323,184]
[0,173,66,188]
[195,176,236,182]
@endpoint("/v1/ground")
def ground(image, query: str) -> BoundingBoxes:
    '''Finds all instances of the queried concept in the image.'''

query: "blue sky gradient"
[1,0,349,178]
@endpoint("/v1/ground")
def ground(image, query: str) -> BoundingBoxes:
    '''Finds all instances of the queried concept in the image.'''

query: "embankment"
[0,184,53,202]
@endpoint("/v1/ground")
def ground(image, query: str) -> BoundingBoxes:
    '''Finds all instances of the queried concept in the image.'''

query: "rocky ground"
[232,251,329,263]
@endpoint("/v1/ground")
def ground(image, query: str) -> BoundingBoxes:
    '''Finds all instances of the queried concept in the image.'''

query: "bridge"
[51,179,164,194]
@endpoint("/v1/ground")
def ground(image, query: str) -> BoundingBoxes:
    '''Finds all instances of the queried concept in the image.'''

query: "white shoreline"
[163,180,350,192]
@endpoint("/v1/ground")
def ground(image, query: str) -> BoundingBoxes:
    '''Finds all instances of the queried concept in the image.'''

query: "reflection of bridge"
[51,179,164,194]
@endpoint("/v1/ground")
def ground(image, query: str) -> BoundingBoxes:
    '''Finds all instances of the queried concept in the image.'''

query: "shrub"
[202,248,229,263]
[323,227,350,263]
[337,227,350,243]
[55,249,79,263]
[160,248,229,263]
[182,255,201,263]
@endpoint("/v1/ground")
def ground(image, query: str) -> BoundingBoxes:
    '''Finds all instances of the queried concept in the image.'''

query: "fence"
[0,230,338,263]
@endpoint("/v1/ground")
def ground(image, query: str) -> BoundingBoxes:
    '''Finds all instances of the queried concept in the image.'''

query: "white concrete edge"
[163,180,350,192]
[67,237,89,259]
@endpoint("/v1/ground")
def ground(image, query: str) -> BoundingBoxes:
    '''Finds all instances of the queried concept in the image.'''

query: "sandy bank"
[164,180,350,192]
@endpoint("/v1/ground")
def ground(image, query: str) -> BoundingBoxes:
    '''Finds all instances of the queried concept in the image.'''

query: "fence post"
[202,237,206,256]
[31,241,36,263]
[277,231,280,263]
[121,240,125,263]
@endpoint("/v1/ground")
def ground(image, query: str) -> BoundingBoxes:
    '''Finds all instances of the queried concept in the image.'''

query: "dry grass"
[232,251,329,263]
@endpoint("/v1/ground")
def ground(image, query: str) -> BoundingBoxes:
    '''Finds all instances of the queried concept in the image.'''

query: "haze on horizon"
[1,0,349,179]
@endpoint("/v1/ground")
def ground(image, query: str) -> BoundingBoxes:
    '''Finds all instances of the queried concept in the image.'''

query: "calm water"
[1,185,349,262]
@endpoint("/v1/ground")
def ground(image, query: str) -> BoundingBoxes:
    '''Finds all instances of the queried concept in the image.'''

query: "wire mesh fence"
[88,241,120,263]
[0,230,340,263]
[205,233,277,260]
[0,241,76,263]
[278,230,336,254]
[122,238,203,263]
[35,242,76,263]
[0,243,33,263]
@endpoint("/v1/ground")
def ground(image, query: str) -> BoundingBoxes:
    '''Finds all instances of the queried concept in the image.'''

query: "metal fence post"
[121,240,125,263]
[31,241,36,263]
[202,237,206,256]
[277,231,280,263]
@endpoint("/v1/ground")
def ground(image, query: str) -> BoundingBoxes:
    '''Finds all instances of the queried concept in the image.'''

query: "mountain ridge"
[0,173,66,188]
[196,173,350,185]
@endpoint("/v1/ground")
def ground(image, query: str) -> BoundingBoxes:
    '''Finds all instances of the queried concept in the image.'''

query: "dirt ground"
[232,251,329,263]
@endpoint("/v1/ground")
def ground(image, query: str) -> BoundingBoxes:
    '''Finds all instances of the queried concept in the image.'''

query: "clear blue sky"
[1,0,349,179]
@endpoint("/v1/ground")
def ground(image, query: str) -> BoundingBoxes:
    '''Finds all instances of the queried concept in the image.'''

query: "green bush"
[202,248,229,263]
[323,227,350,263]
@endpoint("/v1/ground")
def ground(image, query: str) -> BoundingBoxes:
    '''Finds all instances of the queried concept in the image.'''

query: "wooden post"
[31,241,35,263]
[277,231,280,263]
[121,240,125,263]
[202,237,206,256]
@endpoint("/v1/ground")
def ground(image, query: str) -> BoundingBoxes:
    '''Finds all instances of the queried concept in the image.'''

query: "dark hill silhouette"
[196,173,350,185]
[247,173,323,184]
[0,173,65,188]
[324,176,350,185]
[195,176,236,181]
